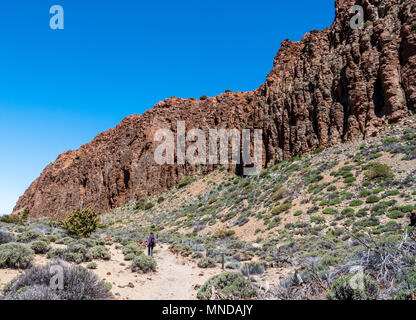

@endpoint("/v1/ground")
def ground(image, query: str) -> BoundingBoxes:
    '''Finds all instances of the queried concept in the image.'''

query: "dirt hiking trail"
[90,244,223,300]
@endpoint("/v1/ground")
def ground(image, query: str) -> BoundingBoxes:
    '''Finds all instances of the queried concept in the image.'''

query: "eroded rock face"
[14,0,416,219]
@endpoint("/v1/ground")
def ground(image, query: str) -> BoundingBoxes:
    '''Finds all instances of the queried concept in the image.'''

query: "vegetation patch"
[60,208,100,237]
[2,260,111,300]
[0,242,35,269]
[327,274,380,300]
[197,272,257,300]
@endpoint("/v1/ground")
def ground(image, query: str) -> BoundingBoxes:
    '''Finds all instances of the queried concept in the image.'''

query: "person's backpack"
[149,235,156,247]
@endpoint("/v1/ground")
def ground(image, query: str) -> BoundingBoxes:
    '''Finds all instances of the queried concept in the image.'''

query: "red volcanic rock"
[14,0,416,219]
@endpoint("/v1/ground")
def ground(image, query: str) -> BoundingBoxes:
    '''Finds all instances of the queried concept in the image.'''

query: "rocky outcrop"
[14,0,416,219]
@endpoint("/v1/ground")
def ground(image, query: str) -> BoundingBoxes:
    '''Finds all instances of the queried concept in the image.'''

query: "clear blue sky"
[0,0,335,215]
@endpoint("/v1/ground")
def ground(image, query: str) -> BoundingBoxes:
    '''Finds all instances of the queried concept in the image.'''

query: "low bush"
[350,200,364,207]
[360,190,372,197]
[323,208,337,215]
[30,240,49,254]
[144,203,154,210]
[88,245,111,260]
[60,208,100,237]
[124,253,136,261]
[271,203,292,215]
[122,242,143,258]
[327,274,379,300]
[271,187,287,201]
[178,176,195,188]
[213,229,235,239]
[311,216,325,224]
[197,257,216,268]
[364,163,393,180]
[0,242,35,269]
[0,230,15,244]
[0,209,29,225]
[294,210,303,216]
[366,196,381,204]
[2,260,111,300]
[47,240,109,264]
[131,255,157,273]
[387,210,405,219]
[197,272,257,300]
[241,261,266,276]
[386,190,400,197]
[341,208,355,217]
[344,176,356,184]
[16,230,42,243]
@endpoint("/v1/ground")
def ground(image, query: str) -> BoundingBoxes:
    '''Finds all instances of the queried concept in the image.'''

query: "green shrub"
[386,190,400,197]
[0,242,35,269]
[360,190,372,197]
[392,267,416,300]
[373,187,384,194]
[197,272,257,300]
[364,163,393,180]
[342,208,355,216]
[323,208,337,215]
[0,209,29,225]
[178,176,195,188]
[157,197,165,203]
[200,95,208,100]
[387,210,405,219]
[313,147,325,154]
[271,187,287,201]
[356,208,368,217]
[213,229,235,239]
[327,274,379,300]
[122,242,143,257]
[271,203,292,215]
[131,255,157,273]
[124,253,136,261]
[60,208,100,237]
[2,260,111,300]
[88,245,111,260]
[86,262,97,269]
[144,202,154,210]
[30,240,49,254]
[197,257,216,268]
[396,205,416,213]
[192,252,203,259]
[311,216,325,224]
[16,230,42,243]
[241,261,266,275]
[350,200,364,207]
[344,176,356,184]
[366,196,381,204]
[383,137,398,145]
[329,198,342,205]
[46,240,99,264]
[294,210,303,216]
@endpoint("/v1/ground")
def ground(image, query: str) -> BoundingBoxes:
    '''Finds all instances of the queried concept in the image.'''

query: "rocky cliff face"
[14,0,416,219]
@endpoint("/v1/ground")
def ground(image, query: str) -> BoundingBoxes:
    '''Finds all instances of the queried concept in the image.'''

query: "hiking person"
[410,210,416,227]
[147,232,157,257]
